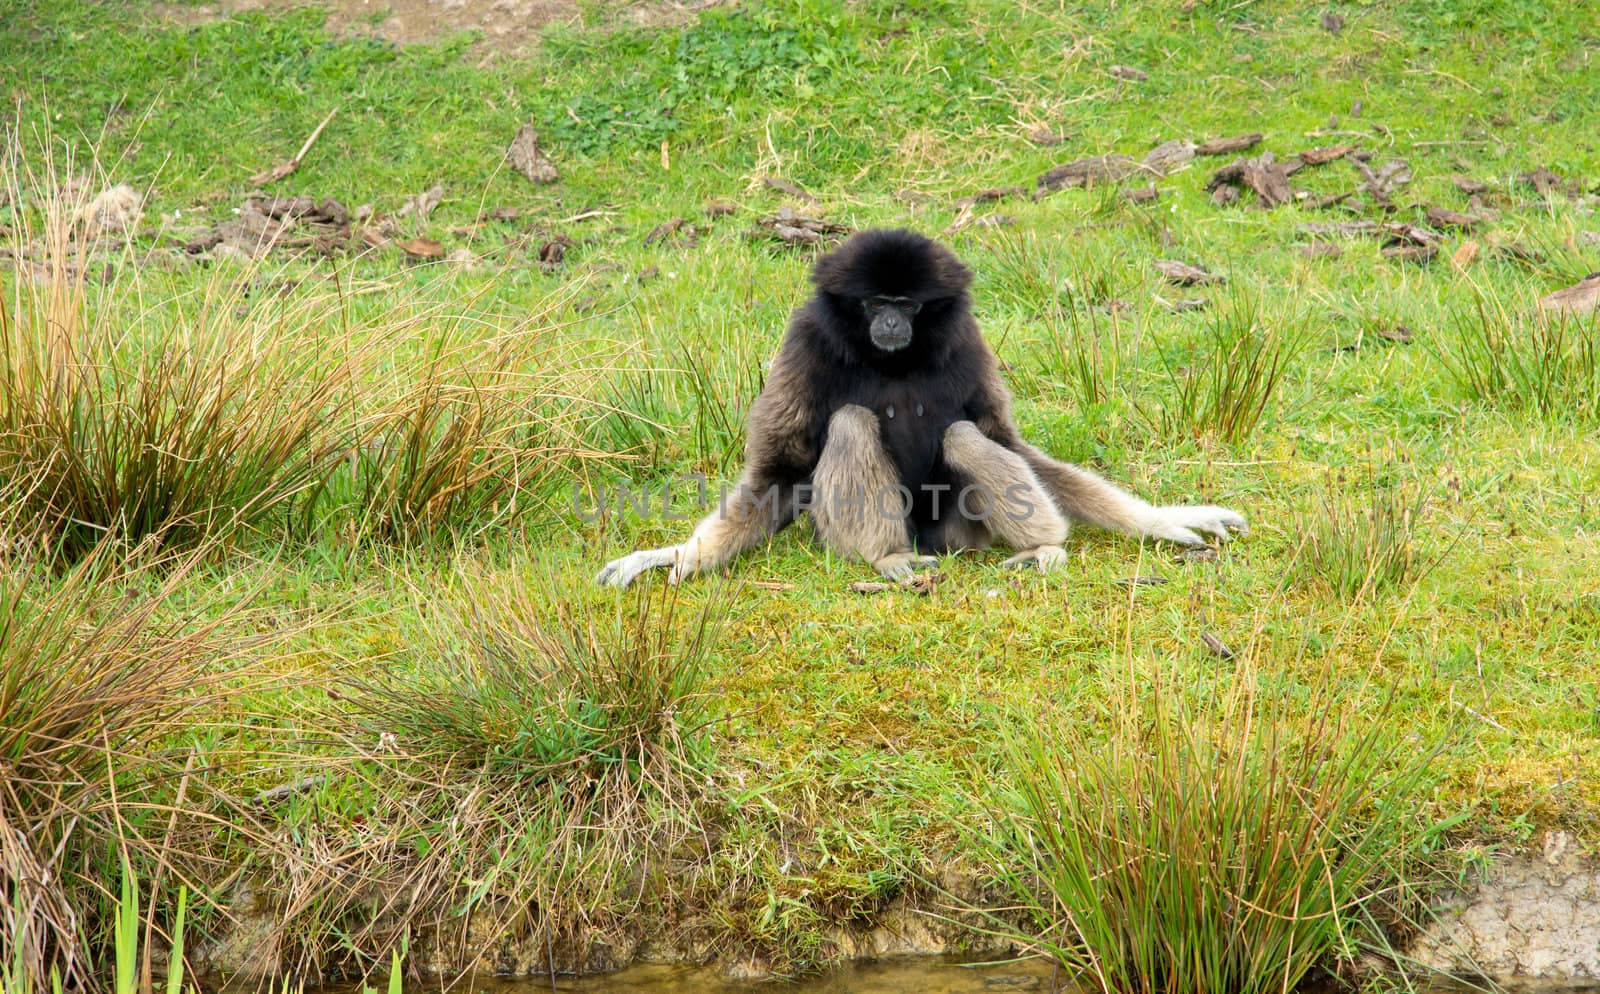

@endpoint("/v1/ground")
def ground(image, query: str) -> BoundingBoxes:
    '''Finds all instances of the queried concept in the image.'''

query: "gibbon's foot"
[1001,544,1068,571]
[1140,506,1249,546]
[596,546,682,588]
[872,551,940,581]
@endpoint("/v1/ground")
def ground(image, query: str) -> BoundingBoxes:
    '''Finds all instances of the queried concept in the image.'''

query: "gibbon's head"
[811,228,973,355]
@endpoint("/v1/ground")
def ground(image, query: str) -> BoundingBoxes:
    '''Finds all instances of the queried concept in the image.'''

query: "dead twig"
[249,107,339,186]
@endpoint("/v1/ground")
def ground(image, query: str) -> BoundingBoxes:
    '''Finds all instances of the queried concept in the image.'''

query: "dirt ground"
[149,0,723,56]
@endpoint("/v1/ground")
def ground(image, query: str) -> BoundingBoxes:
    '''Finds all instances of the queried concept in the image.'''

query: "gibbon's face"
[861,294,923,352]
[811,228,974,359]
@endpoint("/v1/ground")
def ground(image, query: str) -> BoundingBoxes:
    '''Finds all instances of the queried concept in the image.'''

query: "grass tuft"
[2,134,624,558]
[346,570,717,775]
[1437,292,1600,423]
[1297,474,1440,602]
[313,307,618,545]
[1145,291,1299,444]
[0,539,246,991]
[989,664,1453,994]
[257,572,725,978]
[0,146,351,559]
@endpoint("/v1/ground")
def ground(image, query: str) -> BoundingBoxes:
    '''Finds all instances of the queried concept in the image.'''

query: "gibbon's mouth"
[869,322,914,352]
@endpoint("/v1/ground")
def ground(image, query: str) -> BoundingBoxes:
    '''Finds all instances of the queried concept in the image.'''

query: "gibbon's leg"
[595,478,796,588]
[941,421,1069,571]
[1017,444,1247,546]
[811,405,937,580]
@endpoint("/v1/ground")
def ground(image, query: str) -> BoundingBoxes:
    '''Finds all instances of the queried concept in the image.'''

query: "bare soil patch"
[150,0,722,56]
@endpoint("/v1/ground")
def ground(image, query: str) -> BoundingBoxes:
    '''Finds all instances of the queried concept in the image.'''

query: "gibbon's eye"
[864,295,923,317]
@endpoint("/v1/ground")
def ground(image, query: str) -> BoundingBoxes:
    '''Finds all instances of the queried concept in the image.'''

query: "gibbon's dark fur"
[596,228,1245,587]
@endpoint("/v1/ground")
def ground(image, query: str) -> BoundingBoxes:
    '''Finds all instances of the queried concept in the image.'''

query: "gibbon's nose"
[870,311,913,351]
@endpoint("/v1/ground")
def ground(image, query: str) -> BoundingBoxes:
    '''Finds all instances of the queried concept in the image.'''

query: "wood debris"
[396,237,443,260]
[1375,325,1414,344]
[1207,152,1293,207]
[1155,258,1225,286]
[1355,157,1412,207]
[1143,139,1196,175]
[1426,206,1479,228]
[1519,167,1564,196]
[1380,222,1443,246]
[1382,242,1437,263]
[1539,273,1600,317]
[850,571,943,595]
[396,184,444,222]
[505,123,560,184]
[1301,190,1354,210]
[1036,154,1139,193]
[1195,133,1263,156]
[538,234,570,270]
[762,175,818,204]
[753,208,850,246]
[1299,144,1354,166]
[644,217,699,247]
[1492,241,1544,264]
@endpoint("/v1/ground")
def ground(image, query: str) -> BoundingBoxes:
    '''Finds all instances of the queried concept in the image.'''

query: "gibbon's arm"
[596,355,816,588]
[966,367,1247,547]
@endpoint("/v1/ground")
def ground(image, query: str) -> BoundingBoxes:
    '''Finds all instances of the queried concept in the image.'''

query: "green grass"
[3,0,1600,986]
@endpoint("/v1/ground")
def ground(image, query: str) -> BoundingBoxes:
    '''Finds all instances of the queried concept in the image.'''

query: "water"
[410,958,1061,994]
[360,959,1600,994]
